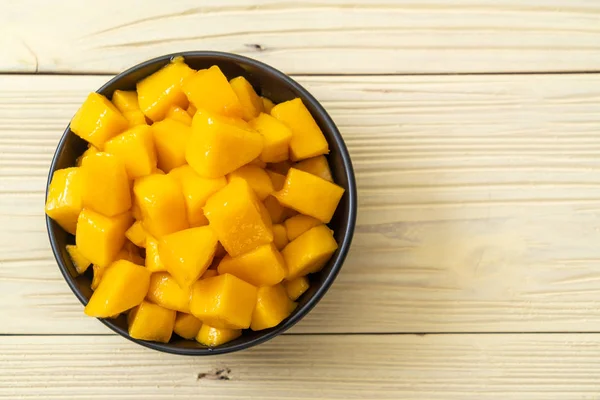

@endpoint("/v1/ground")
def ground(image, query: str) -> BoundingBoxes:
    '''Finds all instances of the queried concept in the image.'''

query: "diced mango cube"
[249,113,292,163]
[128,301,176,343]
[196,324,241,347]
[282,225,338,279]
[283,276,310,301]
[204,178,273,257]
[133,174,188,238]
[70,93,129,149]
[294,155,333,182]
[111,90,140,113]
[104,125,157,180]
[186,109,263,178]
[159,226,218,288]
[123,110,147,127]
[229,76,264,121]
[146,272,191,313]
[227,165,273,201]
[173,312,203,339]
[166,105,192,125]
[168,165,227,227]
[45,167,83,235]
[272,224,288,250]
[183,66,243,118]
[217,243,286,287]
[261,96,275,114]
[266,170,286,191]
[137,58,195,122]
[85,259,150,317]
[125,220,147,248]
[76,209,132,267]
[76,145,99,167]
[151,118,191,172]
[81,152,131,217]
[284,214,322,241]
[271,98,329,161]
[251,284,297,331]
[263,196,289,224]
[115,242,144,265]
[66,244,91,275]
[275,168,344,223]
[145,235,167,272]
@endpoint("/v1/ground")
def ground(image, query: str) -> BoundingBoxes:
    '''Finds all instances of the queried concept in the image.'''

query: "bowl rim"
[46,51,357,355]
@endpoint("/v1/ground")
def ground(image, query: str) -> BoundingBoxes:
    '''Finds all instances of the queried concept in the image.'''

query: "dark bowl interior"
[46,51,357,355]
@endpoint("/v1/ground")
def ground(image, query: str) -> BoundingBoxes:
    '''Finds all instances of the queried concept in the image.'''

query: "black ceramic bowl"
[46,51,357,355]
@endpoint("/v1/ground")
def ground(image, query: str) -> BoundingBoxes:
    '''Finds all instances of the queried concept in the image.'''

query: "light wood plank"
[3,74,600,334]
[2,334,600,399]
[2,0,600,74]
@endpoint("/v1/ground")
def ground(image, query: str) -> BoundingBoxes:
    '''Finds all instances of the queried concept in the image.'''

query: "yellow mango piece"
[201,269,219,279]
[227,165,273,201]
[272,224,288,250]
[123,110,148,127]
[186,109,263,178]
[136,58,195,122]
[45,167,83,235]
[70,93,129,149]
[133,174,188,238]
[268,160,292,175]
[261,96,275,114]
[271,98,329,161]
[283,276,310,301]
[168,165,227,227]
[263,196,287,224]
[151,118,191,172]
[146,272,190,313]
[159,226,218,288]
[250,113,292,163]
[85,259,150,317]
[187,103,197,117]
[128,300,176,343]
[204,178,273,257]
[66,244,91,275]
[125,220,147,248]
[183,66,243,118]
[81,152,131,217]
[282,225,338,279]
[284,214,322,241]
[76,209,132,267]
[173,312,202,339]
[294,155,333,182]
[166,105,193,125]
[111,90,140,113]
[217,243,286,287]
[251,284,297,331]
[190,273,258,329]
[145,235,167,272]
[266,170,286,191]
[229,76,264,121]
[76,145,99,167]
[275,168,344,223]
[196,324,241,347]
[115,242,144,265]
[91,264,105,290]
[103,125,157,180]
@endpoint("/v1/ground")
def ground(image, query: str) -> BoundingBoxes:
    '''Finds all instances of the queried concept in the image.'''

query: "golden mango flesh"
[81,152,131,217]
[183,65,243,118]
[103,125,157,180]
[75,209,132,267]
[128,301,176,343]
[45,167,83,235]
[282,225,338,280]
[217,243,286,287]
[251,284,297,331]
[146,272,191,313]
[196,324,241,347]
[70,93,129,149]
[174,312,203,339]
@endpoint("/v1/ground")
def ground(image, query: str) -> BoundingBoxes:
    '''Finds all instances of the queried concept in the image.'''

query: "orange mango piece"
[115,242,144,266]
[275,168,344,223]
[145,235,167,273]
[266,170,286,191]
[263,195,294,224]
[151,118,191,172]
[249,113,292,163]
[70,92,129,149]
[283,276,310,301]
[272,224,288,250]
[136,58,195,122]
[201,269,219,279]
[125,220,148,248]
[271,98,329,161]
[45,167,83,235]
[111,90,140,113]
[133,174,188,238]
[81,152,131,217]
[166,105,193,125]
[103,125,157,180]
[146,272,191,313]
[124,110,148,127]
[284,214,322,241]
[294,155,333,182]
[168,165,227,227]
[76,209,132,267]
[183,66,243,118]
[91,264,105,290]
[186,109,263,178]
[128,300,176,343]
[66,244,91,275]
[196,324,241,347]
[217,243,286,287]
[282,225,338,280]
[190,273,258,329]
[229,76,264,121]
[159,226,218,288]
[204,178,273,257]
[173,312,203,339]
[251,284,297,331]
[261,96,275,114]
[227,165,274,201]
[84,259,150,317]
[76,145,99,167]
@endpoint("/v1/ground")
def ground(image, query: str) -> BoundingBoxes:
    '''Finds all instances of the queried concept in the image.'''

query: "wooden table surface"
[2,1,600,398]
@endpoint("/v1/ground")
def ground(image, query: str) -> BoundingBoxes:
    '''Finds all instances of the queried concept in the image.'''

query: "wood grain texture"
[2,334,600,399]
[2,0,600,74]
[3,74,600,334]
